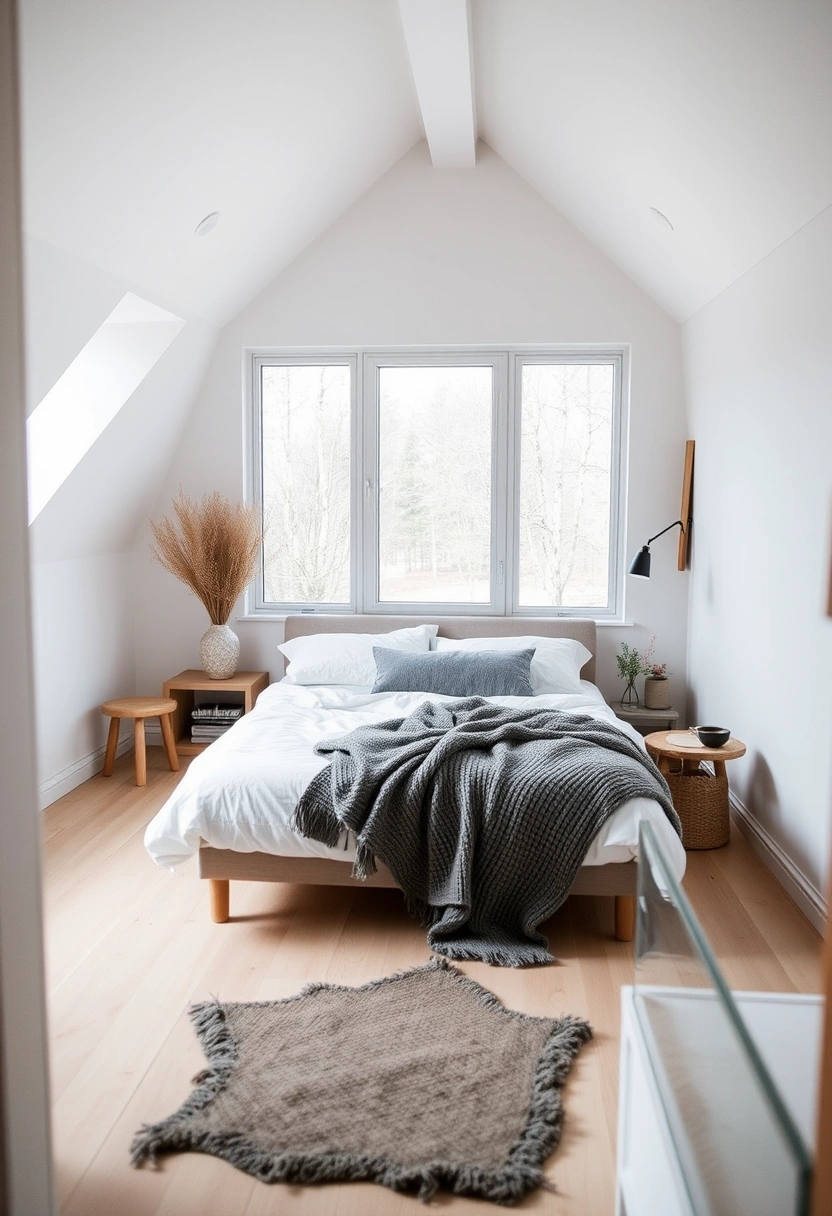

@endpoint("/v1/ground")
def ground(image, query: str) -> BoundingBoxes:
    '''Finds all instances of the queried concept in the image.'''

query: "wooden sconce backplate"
[678,439,695,571]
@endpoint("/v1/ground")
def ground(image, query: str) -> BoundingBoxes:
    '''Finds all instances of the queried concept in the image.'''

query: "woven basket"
[666,766,729,850]
[644,677,671,709]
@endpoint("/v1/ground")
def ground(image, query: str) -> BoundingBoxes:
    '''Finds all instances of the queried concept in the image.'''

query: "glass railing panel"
[633,821,811,1216]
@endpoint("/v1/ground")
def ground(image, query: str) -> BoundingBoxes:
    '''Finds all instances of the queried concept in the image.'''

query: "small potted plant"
[644,661,671,709]
[641,634,671,709]
[616,643,644,707]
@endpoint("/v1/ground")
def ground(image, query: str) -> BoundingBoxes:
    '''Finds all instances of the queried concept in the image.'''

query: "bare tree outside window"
[378,366,492,602]
[253,351,623,615]
[261,364,351,603]
[518,363,613,607]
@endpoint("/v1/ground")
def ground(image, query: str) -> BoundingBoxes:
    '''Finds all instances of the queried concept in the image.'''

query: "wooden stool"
[101,697,180,787]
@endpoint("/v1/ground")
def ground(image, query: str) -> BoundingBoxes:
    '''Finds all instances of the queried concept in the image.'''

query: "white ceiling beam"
[398,0,477,168]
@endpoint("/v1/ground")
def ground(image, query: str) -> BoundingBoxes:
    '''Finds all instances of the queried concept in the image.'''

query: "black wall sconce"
[628,521,686,579]
[629,441,695,578]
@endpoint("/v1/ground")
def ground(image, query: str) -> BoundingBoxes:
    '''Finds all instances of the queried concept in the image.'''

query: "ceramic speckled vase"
[200,624,240,680]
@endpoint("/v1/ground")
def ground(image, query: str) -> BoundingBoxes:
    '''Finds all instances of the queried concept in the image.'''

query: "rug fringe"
[130,1000,238,1168]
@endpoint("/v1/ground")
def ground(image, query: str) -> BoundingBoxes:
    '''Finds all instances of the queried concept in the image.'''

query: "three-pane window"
[249,349,625,618]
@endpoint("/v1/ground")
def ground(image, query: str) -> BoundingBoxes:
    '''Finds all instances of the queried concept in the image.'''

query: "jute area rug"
[131,958,592,1205]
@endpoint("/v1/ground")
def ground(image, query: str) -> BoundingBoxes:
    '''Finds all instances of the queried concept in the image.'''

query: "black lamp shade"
[628,546,651,578]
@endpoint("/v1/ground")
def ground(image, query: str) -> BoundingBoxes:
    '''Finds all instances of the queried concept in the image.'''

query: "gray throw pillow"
[371,647,535,697]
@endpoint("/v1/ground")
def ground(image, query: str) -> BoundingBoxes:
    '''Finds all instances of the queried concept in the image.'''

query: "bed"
[145,615,686,943]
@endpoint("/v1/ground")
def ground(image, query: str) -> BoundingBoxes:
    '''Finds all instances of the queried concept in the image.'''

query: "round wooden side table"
[644,731,746,850]
[101,697,180,787]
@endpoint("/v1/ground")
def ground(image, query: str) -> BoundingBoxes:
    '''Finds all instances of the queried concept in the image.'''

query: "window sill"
[236,612,634,626]
[236,612,290,622]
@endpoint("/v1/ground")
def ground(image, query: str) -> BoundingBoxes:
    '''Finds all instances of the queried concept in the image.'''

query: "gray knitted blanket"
[293,699,680,966]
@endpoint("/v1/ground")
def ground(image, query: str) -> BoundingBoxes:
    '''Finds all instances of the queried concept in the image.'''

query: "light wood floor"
[43,748,822,1215]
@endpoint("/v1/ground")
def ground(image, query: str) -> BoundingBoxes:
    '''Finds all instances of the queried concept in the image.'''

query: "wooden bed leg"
[209,879,230,923]
[615,895,635,943]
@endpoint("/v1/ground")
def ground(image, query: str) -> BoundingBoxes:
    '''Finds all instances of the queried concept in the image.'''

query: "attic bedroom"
[0,0,830,1213]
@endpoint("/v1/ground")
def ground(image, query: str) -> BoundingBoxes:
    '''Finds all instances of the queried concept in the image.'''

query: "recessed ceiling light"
[194,211,221,237]
[649,206,674,232]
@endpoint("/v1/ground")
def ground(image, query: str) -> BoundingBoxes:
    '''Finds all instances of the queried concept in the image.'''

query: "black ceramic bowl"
[696,726,730,748]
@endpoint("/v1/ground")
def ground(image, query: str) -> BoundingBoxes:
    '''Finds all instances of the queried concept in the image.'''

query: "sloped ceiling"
[475,0,832,320]
[19,0,832,329]
[24,236,217,563]
[19,0,422,326]
[27,320,217,564]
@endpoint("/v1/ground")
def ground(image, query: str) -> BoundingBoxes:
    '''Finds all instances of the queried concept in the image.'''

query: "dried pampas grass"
[150,492,260,625]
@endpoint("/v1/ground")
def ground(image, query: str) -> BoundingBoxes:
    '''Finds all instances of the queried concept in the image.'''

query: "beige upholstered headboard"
[282,615,597,684]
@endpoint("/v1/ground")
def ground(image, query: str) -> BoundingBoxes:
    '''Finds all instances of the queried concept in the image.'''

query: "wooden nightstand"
[162,670,269,756]
[644,731,747,849]
[612,704,680,736]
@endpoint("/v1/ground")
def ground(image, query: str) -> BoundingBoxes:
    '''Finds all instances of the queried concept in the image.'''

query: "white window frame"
[508,350,626,621]
[246,352,359,614]
[244,345,628,621]
[362,350,508,616]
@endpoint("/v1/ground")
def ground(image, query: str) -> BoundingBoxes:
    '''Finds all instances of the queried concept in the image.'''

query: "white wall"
[23,235,218,803]
[30,554,135,805]
[684,205,832,925]
[135,142,689,706]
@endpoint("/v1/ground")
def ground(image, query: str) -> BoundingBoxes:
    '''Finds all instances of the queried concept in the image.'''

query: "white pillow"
[435,635,592,694]
[279,624,438,685]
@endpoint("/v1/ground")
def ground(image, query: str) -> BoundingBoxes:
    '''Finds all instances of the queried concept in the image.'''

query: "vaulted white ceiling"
[19,0,422,325]
[19,0,832,328]
[475,0,832,319]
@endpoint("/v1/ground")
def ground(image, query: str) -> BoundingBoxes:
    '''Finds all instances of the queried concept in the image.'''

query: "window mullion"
[505,352,520,616]
[492,354,509,615]
[360,354,378,615]
[349,353,361,614]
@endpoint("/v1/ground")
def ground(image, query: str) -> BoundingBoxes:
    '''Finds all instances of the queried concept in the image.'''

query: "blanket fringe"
[352,841,377,880]
[432,942,555,968]
[291,770,342,848]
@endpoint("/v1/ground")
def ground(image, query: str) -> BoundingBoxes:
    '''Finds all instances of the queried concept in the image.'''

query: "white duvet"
[145,679,686,880]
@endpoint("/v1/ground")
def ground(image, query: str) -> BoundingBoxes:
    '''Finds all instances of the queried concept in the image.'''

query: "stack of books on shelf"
[191,703,244,745]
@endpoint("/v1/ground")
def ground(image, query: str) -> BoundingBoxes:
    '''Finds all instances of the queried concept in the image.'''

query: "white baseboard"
[38,735,134,810]
[729,791,827,933]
